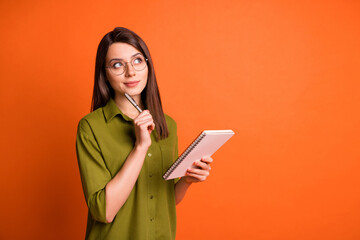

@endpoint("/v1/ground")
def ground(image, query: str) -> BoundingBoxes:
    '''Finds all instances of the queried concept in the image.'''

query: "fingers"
[187,167,209,177]
[134,110,153,123]
[200,156,213,164]
[133,110,155,149]
[186,173,208,182]
[134,110,155,132]
[198,157,213,170]
[185,157,213,182]
[186,168,209,182]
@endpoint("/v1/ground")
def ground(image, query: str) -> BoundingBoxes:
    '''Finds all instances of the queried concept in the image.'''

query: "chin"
[126,89,142,96]
[120,88,143,97]
[128,85,146,95]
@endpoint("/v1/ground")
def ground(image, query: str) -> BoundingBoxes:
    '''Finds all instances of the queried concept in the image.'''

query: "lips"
[124,81,140,88]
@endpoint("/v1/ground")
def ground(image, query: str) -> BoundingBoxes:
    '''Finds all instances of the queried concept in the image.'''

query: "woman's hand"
[174,156,213,204]
[183,156,213,183]
[133,110,155,150]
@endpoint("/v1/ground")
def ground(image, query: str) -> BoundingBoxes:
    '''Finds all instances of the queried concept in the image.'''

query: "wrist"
[134,143,149,154]
[182,176,193,185]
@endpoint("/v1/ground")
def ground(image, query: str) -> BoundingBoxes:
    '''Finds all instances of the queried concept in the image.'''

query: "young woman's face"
[105,42,148,98]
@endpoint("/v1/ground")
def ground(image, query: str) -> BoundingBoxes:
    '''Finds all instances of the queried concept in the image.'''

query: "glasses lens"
[109,61,125,75]
[132,56,147,71]
[108,56,147,75]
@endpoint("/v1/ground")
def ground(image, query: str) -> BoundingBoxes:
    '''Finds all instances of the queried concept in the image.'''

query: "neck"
[114,94,144,119]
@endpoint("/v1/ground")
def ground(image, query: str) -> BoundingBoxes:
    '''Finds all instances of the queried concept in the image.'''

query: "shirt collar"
[103,98,133,122]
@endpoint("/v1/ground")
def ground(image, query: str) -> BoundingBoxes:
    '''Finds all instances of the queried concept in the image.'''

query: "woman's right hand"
[133,110,155,150]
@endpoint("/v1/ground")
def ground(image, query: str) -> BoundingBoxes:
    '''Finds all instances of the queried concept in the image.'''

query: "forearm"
[105,145,148,223]
[174,178,192,205]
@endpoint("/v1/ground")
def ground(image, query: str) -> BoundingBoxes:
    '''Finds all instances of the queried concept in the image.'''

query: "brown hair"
[91,27,169,140]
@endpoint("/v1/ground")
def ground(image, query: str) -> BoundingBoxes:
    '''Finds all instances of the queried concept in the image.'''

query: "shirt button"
[150,195,154,199]
[147,153,152,157]
[149,174,153,178]
[150,218,154,222]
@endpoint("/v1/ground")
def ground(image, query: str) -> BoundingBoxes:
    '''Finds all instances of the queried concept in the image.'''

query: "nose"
[124,62,136,77]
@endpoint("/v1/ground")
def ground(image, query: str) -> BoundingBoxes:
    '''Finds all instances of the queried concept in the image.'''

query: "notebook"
[163,130,235,180]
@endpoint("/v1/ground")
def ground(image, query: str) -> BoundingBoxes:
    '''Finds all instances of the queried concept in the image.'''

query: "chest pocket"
[160,145,177,175]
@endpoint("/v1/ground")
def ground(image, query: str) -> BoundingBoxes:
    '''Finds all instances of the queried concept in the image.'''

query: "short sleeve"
[76,119,112,223]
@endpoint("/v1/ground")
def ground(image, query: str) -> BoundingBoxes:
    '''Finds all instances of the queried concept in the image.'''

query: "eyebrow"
[108,52,142,62]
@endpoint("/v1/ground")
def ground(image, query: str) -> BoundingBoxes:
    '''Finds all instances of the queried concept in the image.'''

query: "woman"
[76,27,212,240]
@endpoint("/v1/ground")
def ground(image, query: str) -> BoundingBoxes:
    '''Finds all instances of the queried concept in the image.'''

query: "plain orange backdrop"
[1,0,360,239]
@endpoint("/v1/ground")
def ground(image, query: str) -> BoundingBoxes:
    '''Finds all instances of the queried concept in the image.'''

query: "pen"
[124,93,143,113]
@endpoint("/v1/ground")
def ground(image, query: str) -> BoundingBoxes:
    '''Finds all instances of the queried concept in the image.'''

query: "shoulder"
[77,108,105,135]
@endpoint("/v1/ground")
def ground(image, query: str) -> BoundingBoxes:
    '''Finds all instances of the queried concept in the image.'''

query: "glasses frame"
[105,56,148,76]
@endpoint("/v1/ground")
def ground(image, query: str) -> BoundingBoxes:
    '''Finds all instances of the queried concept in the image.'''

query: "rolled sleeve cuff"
[87,188,108,223]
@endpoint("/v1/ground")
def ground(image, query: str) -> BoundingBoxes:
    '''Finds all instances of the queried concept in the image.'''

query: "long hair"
[91,27,169,140]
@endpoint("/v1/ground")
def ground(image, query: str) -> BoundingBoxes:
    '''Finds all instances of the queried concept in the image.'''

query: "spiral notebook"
[163,130,234,180]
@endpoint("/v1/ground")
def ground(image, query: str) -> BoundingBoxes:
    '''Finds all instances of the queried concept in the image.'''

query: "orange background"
[1,1,360,239]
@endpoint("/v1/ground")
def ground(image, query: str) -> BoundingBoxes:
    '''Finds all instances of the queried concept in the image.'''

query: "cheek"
[106,75,115,87]
[105,71,113,84]
[140,69,149,85]
[142,68,149,79]
[106,73,123,90]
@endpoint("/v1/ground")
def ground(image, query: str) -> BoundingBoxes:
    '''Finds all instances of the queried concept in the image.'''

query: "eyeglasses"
[106,55,148,75]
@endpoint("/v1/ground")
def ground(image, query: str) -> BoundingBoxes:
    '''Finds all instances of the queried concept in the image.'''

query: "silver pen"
[124,93,143,113]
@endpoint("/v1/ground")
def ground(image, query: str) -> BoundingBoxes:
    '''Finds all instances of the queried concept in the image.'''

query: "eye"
[133,57,143,65]
[112,62,123,69]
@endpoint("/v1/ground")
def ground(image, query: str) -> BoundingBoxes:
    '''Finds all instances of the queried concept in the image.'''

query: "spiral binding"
[163,132,206,179]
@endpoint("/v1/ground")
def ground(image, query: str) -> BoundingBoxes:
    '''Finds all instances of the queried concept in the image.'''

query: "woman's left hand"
[184,157,213,183]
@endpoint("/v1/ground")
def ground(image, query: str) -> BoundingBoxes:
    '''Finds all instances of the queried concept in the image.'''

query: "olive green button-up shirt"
[76,98,178,240]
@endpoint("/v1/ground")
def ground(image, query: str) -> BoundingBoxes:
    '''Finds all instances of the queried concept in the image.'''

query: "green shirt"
[76,98,178,240]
